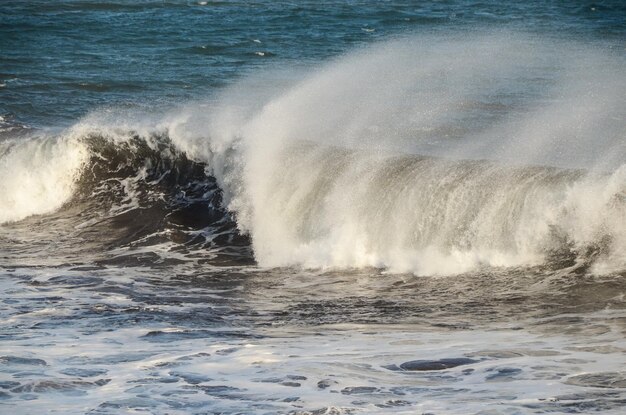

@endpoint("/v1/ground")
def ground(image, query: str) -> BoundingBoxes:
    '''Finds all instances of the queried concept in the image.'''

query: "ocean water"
[1,1,626,414]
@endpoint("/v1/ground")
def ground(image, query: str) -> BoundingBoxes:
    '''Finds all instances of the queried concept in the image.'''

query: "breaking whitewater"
[1,34,626,414]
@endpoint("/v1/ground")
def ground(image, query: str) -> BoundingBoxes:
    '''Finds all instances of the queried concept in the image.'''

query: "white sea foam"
[3,262,625,415]
[0,134,89,224]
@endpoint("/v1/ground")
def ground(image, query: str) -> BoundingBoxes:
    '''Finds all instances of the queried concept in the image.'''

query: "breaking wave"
[1,33,624,275]
[0,133,89,224]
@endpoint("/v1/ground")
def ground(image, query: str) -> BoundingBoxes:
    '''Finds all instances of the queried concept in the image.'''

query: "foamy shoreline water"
[2,266,626,414]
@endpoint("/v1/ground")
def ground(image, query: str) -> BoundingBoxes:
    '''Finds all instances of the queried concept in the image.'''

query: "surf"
[1,32,624,275]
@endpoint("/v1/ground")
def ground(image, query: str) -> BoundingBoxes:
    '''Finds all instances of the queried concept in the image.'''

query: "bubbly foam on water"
[2,266,625,415]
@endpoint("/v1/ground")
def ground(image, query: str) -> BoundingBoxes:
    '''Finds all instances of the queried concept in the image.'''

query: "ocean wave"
[1,125,622,275]
[1,33,624,275]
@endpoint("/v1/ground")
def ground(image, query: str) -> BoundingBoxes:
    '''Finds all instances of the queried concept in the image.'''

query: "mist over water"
[4,33,623,274]
[190,33,626,275]
[1,2,626,414]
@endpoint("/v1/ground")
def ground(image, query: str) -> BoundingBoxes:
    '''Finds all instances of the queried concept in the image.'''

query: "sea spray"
[1,32,624,274]
[191,33,626,274]
[0,134,89,224]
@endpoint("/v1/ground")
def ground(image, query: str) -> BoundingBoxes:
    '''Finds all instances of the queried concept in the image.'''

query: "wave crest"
[0,134,89,224]
[1,33,625,275]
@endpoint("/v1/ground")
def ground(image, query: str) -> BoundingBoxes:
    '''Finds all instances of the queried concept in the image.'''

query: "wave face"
[195,33,626,275]
[230,143,625,275]
[2,33,625,275]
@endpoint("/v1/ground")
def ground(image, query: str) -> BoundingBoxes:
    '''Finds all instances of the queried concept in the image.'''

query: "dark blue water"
[1,0,625,127]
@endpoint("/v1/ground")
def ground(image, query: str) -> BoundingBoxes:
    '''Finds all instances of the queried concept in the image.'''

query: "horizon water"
[1,1,626,414]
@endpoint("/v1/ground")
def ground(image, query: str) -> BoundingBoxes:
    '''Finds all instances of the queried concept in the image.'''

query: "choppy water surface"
[2,265,626,414]
[1,1,626,414]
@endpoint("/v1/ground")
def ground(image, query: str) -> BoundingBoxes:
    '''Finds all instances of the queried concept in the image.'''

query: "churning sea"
[1,1,626,414]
